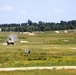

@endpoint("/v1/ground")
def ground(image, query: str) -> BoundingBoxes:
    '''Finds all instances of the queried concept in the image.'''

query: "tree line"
[0,20,76,32]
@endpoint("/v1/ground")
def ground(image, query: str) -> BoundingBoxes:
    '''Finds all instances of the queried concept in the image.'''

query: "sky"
[0,0,76,24]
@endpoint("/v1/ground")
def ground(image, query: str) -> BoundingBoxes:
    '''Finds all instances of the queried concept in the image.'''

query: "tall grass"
[0,69,76,75]
[0,30,76,67]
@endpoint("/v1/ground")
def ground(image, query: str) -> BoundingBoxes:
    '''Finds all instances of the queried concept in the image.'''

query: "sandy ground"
[0,66,76,71]
[20,41,29,43]
[20,32,35,35]
[2,43,7,45]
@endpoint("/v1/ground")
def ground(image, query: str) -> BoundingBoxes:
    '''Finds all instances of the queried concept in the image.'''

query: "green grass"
[0,69,76,75]
[0,30,76,67]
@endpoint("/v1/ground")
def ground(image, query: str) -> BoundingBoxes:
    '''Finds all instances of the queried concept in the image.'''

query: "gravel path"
[0,66,76,71]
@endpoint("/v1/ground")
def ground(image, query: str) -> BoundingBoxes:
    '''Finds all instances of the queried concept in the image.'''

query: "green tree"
[27,20,33,26]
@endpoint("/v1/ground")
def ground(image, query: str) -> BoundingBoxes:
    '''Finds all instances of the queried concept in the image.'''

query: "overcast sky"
[0,0,76,24]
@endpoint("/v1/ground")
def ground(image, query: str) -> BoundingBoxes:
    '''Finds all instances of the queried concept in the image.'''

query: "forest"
[0,20,76,32]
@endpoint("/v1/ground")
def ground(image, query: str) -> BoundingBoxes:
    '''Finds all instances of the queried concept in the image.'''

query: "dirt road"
[0,66,76,71]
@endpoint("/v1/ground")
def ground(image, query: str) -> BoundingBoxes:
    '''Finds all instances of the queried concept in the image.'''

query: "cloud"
[20,10,27,15]
[0,5,13,12]
[53,8,62,14]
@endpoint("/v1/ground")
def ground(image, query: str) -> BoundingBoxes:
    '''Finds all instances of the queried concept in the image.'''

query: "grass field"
[0,69,76,75]
[0,30,76,67]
